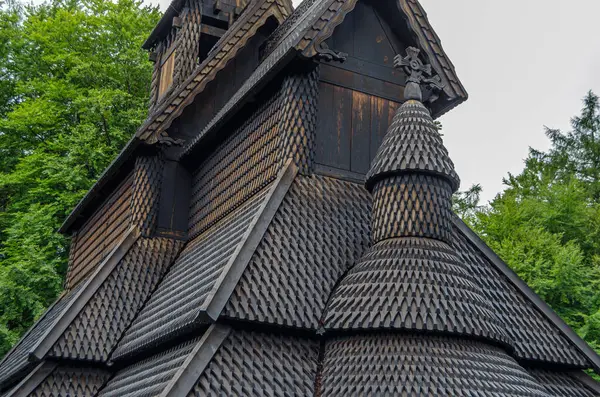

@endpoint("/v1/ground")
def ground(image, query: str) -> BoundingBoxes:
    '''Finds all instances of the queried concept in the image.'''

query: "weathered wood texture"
[187,62,319,238]
[51,237,182,362]
[66,173,134,290]
[170,32,268,142]
[315,82,399,177]
[156,161,191,239]
[66,155,164,290]
[150,28,178,110]
[188,88,283,238]
[313,1,411,179]
[158,50,176,98]
[321,1,406,102]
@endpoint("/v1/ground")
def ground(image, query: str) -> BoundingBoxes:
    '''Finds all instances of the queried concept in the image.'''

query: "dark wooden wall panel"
[315,82,400,178]
[313,0,408,179]
[351,91,372,175]
[66,173,134,289]
[323,0,406,92]
[170,33,268,142]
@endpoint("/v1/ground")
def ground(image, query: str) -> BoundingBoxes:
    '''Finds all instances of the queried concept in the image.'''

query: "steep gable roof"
[3,362,110,397]
[0,227,187,390]
[99,325,229,397]
[138,0,293,144]
[0,283,86,389]
[0,227,139,389]
[111,162,297,361]
[453,218,600,372]
[59,0,292,235]
[527,368,600,397]
[60,0,462,236]
[223,174,372,329]
[222,174,597,371]
[100,325,319,397]
[181,0,467,159]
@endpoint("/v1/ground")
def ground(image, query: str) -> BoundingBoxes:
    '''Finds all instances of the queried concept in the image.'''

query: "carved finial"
[394,47,444,101]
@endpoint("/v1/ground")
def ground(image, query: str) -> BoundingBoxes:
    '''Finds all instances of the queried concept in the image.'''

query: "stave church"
[1,0,600,395]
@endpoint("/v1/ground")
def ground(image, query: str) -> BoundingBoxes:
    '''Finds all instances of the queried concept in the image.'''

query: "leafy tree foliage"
[0,0,159,356]
[457,91,600,352]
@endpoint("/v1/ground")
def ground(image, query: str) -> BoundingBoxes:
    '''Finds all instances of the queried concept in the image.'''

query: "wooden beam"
[201,24,227,38]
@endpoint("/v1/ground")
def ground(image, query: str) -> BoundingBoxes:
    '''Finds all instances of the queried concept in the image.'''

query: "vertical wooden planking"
[315,80,402,177]
[351,91,371,174]
[333,86,352,171]
[315,82,334,167]
[315,82,351,171]
[370,96,389,160]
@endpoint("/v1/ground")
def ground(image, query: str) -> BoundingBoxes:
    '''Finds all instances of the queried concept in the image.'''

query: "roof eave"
[453,217,600,374]
[59,136,142,235]
[142,0,186,50]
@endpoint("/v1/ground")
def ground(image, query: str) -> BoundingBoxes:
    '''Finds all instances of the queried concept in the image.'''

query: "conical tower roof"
[366,47,459,192]
[324,47,511,360]
[366,99,460,191]
[324,237,509,345]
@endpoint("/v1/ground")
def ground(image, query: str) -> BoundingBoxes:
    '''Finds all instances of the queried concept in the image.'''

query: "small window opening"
[198,34,220,64]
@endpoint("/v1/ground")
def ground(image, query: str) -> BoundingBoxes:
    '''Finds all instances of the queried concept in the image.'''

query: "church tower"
[1,1,600,395]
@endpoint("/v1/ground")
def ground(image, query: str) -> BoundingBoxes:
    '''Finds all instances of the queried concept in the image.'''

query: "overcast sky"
[154,0,600,202]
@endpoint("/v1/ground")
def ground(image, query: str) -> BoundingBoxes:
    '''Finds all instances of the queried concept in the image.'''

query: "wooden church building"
[2,0,600,395]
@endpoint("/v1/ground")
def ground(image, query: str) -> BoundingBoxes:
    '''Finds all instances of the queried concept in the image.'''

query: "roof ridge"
[159,324,231,397]
[453,216,600,373]
[110,161,297,361]
[28,226,142,362]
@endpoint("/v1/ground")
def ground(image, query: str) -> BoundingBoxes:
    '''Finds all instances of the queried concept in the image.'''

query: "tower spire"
[366,47,459,243]
[324,48,507,346]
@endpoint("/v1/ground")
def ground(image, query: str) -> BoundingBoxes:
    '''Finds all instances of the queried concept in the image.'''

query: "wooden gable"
[314,1,411,180]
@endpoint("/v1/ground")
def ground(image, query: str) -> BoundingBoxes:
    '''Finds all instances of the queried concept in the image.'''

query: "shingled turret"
[318,48,554,394]
[3,1,600,394]
[324,48,505,342]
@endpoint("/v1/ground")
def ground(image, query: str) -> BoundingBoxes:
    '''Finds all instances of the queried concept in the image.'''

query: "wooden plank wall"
[315,82,399,177]
[169,33,267,142]
[66,173,134,289]
[314,1,406,179]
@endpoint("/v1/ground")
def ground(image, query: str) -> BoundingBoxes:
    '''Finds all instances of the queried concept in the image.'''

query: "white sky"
[156,0,600,202]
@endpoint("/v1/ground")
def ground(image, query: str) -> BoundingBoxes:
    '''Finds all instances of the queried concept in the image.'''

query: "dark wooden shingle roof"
[112,163,296,361]
[4,0,600,394]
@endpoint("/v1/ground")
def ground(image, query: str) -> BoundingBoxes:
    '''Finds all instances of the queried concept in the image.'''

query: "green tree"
[457,91,600,352]
[0,0,159,356]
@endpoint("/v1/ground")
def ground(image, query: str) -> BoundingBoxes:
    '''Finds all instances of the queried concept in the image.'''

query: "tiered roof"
[2,0,600,396]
